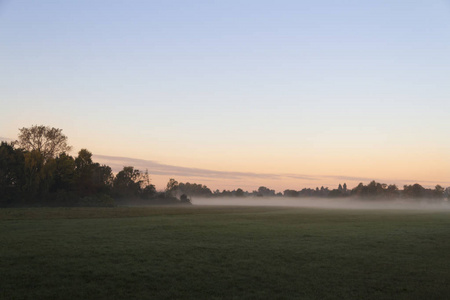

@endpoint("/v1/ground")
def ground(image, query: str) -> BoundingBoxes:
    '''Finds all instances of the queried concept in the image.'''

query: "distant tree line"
[1,125,448,207]
[167,181,448,202]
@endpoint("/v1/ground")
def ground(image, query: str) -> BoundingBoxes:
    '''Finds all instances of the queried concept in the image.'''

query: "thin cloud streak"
[93,154,444,187]
[94,154,287,180]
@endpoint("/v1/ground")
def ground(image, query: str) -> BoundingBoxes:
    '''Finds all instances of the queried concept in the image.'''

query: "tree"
[386,184,399,198]
[166,178,179,197]
[0,142,25,205]
[177,182,213,197]
[71,149,115,198]
[141,183,156,199]
[180,194,191,204]
[75,149,93,170]
[283,189,299,197]
[434,185,444,198]
[403,184,425,199]
[257,186,275,197]
[16,125,71,161]
[443,187,450,200]
[352,181,388,199]
[52,152,76,192]
[23,150,55,201]
[329,189,344,198]
[235,188,245,197]
[113,166,145,198]
[74,149,94,195]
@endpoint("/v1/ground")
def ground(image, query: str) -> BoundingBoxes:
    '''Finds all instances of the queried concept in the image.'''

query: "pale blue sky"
[1,1,450,190]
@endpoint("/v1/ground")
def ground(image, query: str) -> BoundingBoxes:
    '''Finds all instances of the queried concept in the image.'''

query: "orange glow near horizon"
[92,145,450,193]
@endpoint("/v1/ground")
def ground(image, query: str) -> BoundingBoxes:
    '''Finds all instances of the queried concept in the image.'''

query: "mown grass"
[1,206,449,299]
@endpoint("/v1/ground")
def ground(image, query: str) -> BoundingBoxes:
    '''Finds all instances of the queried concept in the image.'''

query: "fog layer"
[192,197,450,210]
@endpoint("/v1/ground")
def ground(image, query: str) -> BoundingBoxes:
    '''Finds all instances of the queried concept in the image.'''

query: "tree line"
[179,182,448,200]
[1,125,448,207]
[0,125,188,207]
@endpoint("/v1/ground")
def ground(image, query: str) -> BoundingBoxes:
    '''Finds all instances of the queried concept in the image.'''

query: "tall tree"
[166,178,179,197]
[16,125,71,161]
[434,185,444,198]
[113,166,148,198]
[74,149,113,197]
[52,152,76,192]
[23,150,55,201]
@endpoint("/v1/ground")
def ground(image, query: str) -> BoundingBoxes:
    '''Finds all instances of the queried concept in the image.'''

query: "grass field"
[1,206,449,299]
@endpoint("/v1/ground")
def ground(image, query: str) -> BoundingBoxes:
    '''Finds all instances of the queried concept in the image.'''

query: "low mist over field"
[192,197,450,210]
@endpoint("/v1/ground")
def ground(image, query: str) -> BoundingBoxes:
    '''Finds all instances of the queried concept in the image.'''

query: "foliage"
[177,181,212,197]
[113,166,155,199]
[52,153,76,192]
[235,188,245,197]
[165,178,178,197]
[284,189,299,197]
[16,125,71,161]
[257,186,276,197]
[0,142,25,205]
[75,149,114,197]
[179,193,192,204]
[23,150,55,201]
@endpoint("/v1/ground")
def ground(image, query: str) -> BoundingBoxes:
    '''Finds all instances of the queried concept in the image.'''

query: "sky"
[1,0,450,191]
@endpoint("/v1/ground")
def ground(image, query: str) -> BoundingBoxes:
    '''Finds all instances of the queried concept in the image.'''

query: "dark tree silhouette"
[235,188,245,197]
[16,125,71,161]
[180,194,191,204]
[0,142,25,205]
[403,184,425,199]
[113,166,150,198]
[257,186,275,197]
[166,178,179,197]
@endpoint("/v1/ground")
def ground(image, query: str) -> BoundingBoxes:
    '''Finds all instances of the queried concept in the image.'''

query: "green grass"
[1,206,449,299]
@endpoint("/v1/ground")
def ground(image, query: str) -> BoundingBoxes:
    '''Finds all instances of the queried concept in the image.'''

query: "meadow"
[1,205,449,299]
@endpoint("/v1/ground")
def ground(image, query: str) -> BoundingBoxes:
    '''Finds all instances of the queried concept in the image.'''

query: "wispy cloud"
[323,175,380,182]
[94,155,394,183]
[94,154,297,180]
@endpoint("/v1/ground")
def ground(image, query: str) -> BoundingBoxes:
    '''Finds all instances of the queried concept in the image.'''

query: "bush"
[180,194,192,204]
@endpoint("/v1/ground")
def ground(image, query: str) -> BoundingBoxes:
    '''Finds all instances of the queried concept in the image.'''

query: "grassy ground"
[1,206,449,299]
